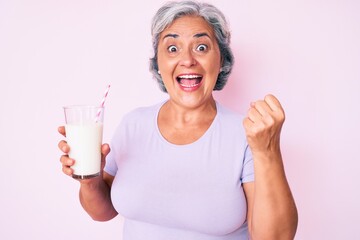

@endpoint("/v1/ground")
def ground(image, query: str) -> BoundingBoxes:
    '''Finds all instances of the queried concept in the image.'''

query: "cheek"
[208,50,221,69]
[205,57,221,76]
[157,54,176,73]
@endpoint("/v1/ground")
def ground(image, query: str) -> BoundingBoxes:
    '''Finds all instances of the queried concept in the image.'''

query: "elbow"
[90,211,118,222]
[91,217,111,222]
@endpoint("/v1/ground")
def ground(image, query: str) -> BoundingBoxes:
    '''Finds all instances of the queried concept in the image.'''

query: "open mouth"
[176,74,203,89]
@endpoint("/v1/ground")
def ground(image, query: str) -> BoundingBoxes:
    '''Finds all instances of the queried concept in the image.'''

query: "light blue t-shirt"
[104,101,254,240]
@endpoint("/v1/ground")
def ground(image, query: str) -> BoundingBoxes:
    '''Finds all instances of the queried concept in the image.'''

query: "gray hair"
[149,0,234,92]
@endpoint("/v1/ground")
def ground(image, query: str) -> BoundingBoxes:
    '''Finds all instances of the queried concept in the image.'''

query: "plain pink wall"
[1,0,359,239]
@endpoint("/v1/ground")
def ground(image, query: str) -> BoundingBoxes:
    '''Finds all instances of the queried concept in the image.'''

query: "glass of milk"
[63,105,104,179]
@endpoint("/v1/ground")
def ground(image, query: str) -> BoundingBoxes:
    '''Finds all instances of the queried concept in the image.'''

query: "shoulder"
[111,102,162,142]
[216,102,245,128]
[121,102,162,124]
[215,102,248,142]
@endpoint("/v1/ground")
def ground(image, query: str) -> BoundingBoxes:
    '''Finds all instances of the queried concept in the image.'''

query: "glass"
[63,105,104,179]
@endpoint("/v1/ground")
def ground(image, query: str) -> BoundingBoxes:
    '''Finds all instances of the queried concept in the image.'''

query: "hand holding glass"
[63,106,104,179]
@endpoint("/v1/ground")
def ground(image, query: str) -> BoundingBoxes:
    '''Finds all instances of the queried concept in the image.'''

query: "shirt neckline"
[154,100,220,148]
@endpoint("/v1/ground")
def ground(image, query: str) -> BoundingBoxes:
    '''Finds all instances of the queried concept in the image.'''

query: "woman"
[58,1,298,239]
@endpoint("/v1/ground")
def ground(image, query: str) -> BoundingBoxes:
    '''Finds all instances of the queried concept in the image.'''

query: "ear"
[220,57,224,73]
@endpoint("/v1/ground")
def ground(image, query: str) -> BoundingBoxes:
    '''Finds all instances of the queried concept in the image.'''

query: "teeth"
[178,75,202,79]
[177,74,202,88]
[179,82,199,87]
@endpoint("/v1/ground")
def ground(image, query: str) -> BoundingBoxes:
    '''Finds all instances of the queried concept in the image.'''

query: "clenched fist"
[243,94,285,155]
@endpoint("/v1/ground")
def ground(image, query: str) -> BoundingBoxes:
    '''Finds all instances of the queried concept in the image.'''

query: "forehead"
[160,15,215,38]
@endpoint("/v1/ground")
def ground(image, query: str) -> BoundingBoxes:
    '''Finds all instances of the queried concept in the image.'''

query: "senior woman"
[58,1,298,239]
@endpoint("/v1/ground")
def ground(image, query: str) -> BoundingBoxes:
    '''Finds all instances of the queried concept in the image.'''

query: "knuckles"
[243,113,284,139]
[246,122,267,138]
[243,95,285,149]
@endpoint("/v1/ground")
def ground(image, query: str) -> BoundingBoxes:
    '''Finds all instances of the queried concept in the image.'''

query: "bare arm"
[79,170,118,221]
[243,95,298,240]
[58,126,118,221]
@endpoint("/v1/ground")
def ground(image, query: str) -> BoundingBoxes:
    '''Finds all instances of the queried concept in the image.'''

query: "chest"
[158,119,214,145]
[111,139,248,235]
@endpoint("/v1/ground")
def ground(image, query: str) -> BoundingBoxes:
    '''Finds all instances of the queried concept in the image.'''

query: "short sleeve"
[240,144,254,183]
[103,121,124,176]
[104,145,118,176]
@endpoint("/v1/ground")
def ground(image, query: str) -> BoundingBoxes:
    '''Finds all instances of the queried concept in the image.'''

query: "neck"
[161,98,217,127]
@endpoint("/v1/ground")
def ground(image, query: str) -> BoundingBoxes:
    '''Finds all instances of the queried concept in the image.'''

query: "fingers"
[264,94,284,114]
[60,154,75,176]
[247,94,285,123]
[58,126,72,176]
[251,95,281,114]
[58,126,66,137]
[58,122,111,179]
[243,94,285,139]
[58,140,69,153]
[249,101,272,121]
[247,105,262,123]
[100,144,111,167]
[101,143,111,156]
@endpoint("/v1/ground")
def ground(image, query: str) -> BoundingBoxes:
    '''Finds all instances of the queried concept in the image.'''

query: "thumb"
[101,143,111,164]
[100,143,111,172]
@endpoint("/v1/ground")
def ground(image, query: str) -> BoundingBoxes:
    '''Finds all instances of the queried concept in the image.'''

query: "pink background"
[1,0,359,239]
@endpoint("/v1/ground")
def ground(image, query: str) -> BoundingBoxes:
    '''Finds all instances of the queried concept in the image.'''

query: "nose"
[179,48,197,67]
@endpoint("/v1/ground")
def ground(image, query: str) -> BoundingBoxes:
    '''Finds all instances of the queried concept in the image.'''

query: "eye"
[196,44,208,52]
[167,45,178,53]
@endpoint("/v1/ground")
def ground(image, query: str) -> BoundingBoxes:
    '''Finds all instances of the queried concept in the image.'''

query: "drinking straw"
[95,84,111,122]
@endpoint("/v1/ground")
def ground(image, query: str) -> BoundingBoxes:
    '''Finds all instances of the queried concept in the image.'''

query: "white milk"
[65,122,103,178]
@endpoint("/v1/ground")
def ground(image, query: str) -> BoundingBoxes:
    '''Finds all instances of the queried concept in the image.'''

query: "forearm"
[79,179,118,221]
[250,151,298,240]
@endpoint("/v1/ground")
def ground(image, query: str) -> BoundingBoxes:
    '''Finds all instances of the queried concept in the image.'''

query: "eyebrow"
[163,33,179,40]
[162,32,211,40]
[194,32,211,38]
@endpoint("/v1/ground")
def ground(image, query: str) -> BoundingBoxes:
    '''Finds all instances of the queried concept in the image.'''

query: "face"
[157,15,222,109]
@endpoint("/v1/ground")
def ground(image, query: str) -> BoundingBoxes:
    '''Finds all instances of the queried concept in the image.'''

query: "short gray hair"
[149,0,234,92]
